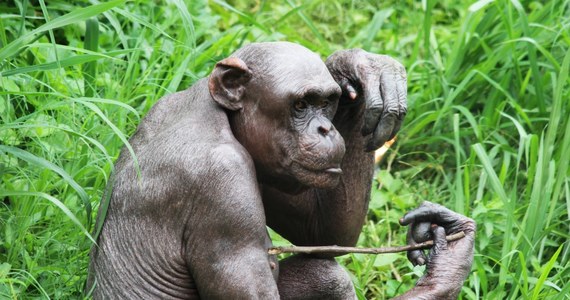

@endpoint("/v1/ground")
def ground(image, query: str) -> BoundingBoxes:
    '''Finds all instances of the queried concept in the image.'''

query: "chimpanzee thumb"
[430,225,448,256]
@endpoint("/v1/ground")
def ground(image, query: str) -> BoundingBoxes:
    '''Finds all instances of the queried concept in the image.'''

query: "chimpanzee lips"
[323,167,342,174]
[295,161,343,175]
[290,161,343,189]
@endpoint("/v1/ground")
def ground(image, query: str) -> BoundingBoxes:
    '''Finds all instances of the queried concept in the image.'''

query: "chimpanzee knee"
[277,255,356,300]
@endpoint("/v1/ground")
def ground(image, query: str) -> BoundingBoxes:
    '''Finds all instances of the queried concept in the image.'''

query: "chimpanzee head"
[208,42,345,193]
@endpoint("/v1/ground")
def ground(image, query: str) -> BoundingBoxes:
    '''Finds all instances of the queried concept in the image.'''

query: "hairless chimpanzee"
[87,42,475,299]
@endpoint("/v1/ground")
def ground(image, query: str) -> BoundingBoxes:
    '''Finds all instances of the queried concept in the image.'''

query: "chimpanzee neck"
[257,171,308,195]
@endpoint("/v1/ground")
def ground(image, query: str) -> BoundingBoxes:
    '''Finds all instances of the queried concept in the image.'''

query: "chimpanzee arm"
[309,49,408,246]
[187,144,279,299]
[262,50,406,247]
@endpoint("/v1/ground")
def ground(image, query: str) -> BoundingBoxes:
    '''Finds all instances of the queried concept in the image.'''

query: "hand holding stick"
[268,231,465,255]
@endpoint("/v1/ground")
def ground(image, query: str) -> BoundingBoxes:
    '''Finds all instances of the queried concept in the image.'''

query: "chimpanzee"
[87,42,475,299]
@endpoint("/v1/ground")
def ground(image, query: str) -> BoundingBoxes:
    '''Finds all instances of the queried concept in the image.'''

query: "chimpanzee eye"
[294,100,308,111]
[321,100,330,108]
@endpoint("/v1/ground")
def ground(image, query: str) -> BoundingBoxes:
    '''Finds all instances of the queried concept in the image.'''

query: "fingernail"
[417,257,425,265]
[346,85,357,100]
[349,91,357,100]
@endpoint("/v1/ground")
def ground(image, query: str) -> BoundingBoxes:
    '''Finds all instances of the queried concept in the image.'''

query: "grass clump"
[1,0,568,299]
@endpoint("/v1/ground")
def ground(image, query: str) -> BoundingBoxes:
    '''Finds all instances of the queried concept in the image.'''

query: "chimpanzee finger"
[366,113,396,151]
[362,99,383,137]
[407,249,427,266]
[390,71,407,140]
[388,119,401,141]
[399,201,448,226]
[411,221,433,242]
[361,74,383,136]
[337,77,359,105]
[345,84,358,101]
[365,67,403,150]
[406,222,431,266]
[378,68,400,119]
[429,225,448,257]
[396,70,408,121]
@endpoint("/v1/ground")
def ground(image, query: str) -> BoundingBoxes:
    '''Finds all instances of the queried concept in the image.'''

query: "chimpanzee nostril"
[318,125,331,136]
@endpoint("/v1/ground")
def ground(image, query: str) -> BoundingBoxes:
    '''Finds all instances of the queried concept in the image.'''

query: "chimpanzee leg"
[277,254,357,300]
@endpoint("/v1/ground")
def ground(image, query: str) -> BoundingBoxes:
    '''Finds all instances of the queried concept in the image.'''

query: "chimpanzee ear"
[208,57,252,111]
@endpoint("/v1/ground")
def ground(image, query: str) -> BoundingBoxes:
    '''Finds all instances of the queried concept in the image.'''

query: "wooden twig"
[268,231,466,255]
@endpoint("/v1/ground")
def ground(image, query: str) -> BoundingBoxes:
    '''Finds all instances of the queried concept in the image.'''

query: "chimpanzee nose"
[311,117,336,138]
[318,124,333,136]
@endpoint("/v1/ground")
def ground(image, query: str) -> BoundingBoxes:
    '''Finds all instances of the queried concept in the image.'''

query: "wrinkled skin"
[394,202,476,300]
[325,49,407,151]
[87,42,475,299]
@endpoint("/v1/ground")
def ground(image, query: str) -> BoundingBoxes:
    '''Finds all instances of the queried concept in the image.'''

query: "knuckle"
[384,105,399,116]
[350,48,366,55]
[367,102,383,113]
[370,137,383,149]
[330,71,345,81]
[394,62,406,74]
[465,218,477,232]
[398,89,407,100]
[378,55,405,69]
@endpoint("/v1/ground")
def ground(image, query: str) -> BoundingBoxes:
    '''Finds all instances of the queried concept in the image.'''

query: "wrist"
[332,102,365,137]
[415,280,461,300]
[390,285,441,300]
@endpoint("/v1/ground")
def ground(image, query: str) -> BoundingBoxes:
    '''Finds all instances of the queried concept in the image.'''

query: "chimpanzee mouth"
[293,161,343,175]
[289,161,343,189]
[323,167,342,174]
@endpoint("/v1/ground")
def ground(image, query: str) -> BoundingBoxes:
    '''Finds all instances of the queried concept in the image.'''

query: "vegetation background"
[0,0,569,299]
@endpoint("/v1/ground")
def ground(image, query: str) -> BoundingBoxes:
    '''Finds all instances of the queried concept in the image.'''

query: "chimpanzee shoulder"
[108,79,254,212]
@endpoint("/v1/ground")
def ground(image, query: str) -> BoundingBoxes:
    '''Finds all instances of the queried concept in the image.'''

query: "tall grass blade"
[511,0,545,113]
[83,18,99,97]
[0,191,96,245]
[285,0,329,52]
[545,46,570,229]
[114,8,175,40]
[170,0,196,49]
[453,113,465,214]
[472,143,513,289]
[1,50,131,77]
[0,0,125,63]
[0,145,92,226]
[72,99,140,180]
[531,246,563,299]
[212,0,269,33]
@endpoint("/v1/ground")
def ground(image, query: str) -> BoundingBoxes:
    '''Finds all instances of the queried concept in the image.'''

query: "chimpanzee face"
[209,42,346,192]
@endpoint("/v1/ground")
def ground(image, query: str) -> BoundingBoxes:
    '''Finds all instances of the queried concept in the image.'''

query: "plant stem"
[268,231,466,255]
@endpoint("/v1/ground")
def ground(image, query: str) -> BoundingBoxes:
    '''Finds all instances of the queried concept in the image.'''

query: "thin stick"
[268,231,465,255]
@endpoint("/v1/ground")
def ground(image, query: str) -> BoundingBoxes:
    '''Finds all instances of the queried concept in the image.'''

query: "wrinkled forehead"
[234,42,338,94]
[268,53,335,90]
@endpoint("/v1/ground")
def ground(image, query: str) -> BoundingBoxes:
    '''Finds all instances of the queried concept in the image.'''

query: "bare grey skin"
[87,42,475,299]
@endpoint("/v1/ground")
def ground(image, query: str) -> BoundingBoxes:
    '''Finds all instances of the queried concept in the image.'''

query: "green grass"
[1,0,569,299]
